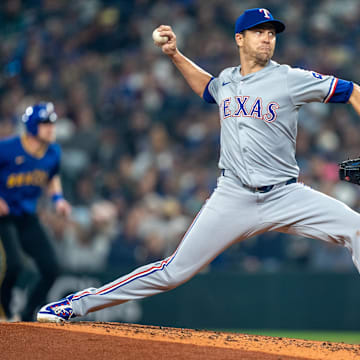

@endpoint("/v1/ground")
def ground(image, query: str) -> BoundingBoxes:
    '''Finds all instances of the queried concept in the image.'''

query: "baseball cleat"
[37,294,76,323]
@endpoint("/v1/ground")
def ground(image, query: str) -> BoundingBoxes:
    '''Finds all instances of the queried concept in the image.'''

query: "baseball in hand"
[152,29,169,46]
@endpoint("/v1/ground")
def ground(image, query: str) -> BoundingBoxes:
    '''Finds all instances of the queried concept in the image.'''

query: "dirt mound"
[1,322,359,360]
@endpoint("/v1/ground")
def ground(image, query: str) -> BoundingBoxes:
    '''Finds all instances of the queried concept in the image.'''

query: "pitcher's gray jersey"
[207,60,338,187]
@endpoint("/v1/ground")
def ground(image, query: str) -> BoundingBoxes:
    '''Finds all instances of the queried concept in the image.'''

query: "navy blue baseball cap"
[235,8,285,34]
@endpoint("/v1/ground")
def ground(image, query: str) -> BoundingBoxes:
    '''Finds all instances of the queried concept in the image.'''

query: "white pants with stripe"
[71,174,360,316]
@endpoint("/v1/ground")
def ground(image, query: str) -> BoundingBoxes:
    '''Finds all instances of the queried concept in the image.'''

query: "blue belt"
[221,169,297,193]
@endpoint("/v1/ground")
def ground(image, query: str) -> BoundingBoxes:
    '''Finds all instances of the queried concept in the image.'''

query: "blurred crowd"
[1,0,360,275]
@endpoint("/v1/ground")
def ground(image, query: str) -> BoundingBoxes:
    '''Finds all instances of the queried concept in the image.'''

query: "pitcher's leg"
[72,177,262,316]
[72,206,239,315]
[265,183,360,271]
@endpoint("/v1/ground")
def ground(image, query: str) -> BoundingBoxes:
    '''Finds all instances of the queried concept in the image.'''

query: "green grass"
[224,329,360,344]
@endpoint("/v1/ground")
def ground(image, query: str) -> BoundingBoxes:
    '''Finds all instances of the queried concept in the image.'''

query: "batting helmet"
[22,102,57,136]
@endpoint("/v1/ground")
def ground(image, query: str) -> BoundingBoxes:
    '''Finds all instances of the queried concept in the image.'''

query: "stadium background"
[2,0,360,333]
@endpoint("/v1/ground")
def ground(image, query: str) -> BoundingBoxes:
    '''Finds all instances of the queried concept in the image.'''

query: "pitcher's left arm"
[348,83,360,115]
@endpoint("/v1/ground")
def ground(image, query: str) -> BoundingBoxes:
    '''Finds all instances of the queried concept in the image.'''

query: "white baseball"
[152,29,169,46]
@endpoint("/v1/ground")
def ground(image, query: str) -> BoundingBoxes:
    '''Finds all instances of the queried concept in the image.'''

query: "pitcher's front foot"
[37,294,76,323]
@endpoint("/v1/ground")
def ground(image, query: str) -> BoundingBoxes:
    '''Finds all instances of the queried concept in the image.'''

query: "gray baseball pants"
[72,172,360,316]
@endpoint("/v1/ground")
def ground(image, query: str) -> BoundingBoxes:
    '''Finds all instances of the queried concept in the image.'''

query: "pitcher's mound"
[1,322,360,360]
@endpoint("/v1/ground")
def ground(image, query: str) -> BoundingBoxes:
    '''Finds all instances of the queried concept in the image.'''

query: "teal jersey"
[0,136,61,215]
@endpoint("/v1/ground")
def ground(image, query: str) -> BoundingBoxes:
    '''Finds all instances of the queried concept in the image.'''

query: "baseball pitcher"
[37,8,360,323]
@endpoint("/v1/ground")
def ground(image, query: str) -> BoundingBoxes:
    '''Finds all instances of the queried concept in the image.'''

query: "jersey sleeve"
[286,67,353,106]
[203,77,221,104]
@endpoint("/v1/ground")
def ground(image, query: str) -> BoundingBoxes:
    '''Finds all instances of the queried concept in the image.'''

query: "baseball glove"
[339,158,360,185]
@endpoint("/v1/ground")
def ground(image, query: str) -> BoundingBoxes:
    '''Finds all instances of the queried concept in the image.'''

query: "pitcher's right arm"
[156,25,213,98]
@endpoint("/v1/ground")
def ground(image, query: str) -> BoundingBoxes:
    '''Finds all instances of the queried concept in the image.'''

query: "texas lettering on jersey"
[221,96,280,123]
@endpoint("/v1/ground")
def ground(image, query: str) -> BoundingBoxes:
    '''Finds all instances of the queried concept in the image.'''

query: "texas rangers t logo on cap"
[234,8,285,34]
[259,8,271,19]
